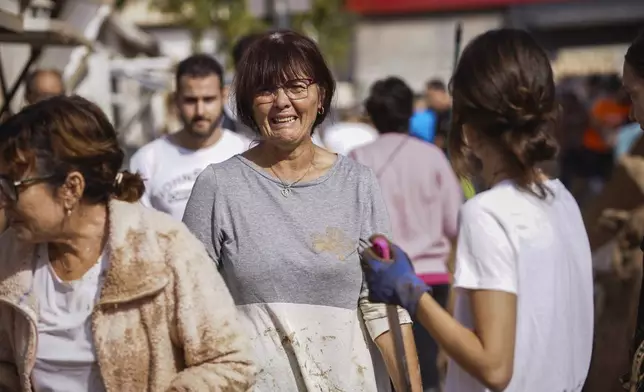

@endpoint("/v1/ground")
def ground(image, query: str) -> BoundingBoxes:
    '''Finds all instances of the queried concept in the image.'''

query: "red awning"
[347,0,570,14]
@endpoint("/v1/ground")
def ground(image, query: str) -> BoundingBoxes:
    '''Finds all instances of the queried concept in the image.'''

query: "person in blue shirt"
[615,122,642,159]
[410,106,437,143]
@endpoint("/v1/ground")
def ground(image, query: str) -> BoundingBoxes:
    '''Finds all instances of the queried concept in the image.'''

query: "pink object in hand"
[371,237,391,260]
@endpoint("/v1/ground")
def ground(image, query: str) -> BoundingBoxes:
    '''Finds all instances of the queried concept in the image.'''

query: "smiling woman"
[234,31,334,143]
[183,30,422,392]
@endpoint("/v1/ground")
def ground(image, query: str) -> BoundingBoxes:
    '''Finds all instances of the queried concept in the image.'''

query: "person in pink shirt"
[350,76,462,391]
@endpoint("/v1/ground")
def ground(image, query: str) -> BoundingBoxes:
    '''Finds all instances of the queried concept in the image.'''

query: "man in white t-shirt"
[319,109,378,155]
[130,54,250,220]
[321,121,378,156]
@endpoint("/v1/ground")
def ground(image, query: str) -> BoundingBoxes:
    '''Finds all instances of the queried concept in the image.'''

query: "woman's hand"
[360,236,431,316]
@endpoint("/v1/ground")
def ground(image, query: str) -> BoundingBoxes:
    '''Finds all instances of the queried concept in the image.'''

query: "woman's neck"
[48,203,109,281]
[481,165,547,189]
[256,139,316,173]
[479,158,507,188]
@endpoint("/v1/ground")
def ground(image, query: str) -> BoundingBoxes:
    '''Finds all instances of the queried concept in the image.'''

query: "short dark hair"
[24,69,64,103]
[365,77,414,134]
[233,30,335,133]
[175,54,224,90]
[426,78,446,91]
[232,33,262,69]
[626,29,644,78]
[0,95,144,204]
[448,28,559,198]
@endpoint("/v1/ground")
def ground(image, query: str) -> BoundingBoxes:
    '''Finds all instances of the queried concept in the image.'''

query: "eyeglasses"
[0,175,56,203]
[255,79,315,104]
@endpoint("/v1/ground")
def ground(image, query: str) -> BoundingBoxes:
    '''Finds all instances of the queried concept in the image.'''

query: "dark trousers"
[414,284,450,390]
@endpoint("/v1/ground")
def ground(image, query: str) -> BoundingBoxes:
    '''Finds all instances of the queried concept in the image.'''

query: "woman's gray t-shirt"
[182,154,411,392]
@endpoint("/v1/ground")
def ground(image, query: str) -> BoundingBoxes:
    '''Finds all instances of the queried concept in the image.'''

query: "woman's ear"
[317,86,326,109]
[463,124,481,149]
[59,171,85,208]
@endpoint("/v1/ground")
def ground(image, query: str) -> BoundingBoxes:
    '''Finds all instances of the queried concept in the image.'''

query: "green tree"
[291,0,355,74]
[147,0,266,68]
[145,0,354,73]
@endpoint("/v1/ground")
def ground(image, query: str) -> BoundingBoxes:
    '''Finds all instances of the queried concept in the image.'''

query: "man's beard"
[184,113,223,139]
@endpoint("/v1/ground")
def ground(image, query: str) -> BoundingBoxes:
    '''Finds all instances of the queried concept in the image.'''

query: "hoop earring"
[65,208,72,217]
[318,107,325,115]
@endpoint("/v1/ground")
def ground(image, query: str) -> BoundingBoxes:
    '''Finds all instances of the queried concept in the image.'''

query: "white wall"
[552,44,630,79]
[74,51,114,121]
[354,12,504,98]
[144,27,220,62]
[0,0,111,112]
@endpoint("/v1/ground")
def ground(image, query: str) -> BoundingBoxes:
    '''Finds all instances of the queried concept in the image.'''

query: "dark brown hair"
[175,54,224,91]
[0,95,144,204]
[426,78,446,91]
[233,30,335,133]
[448,28,559,197]
[365,77,414,134]
[232,33,262,69]
[626,29,644,78]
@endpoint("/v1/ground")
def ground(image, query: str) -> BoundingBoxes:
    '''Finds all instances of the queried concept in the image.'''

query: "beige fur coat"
[0,200,255,392]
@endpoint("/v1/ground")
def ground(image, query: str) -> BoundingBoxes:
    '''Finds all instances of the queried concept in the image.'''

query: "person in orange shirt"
[583,96,631,153]
[580,83,631,197]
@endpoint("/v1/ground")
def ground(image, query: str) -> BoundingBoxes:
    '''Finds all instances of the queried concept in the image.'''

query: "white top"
[129,129,250,220]
[31,244,108,392]
[321,122,378,155]
[444,179,594,392]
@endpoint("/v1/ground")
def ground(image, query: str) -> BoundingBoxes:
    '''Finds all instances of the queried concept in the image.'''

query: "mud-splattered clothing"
[183,154,412,391]
[0,200,255,392]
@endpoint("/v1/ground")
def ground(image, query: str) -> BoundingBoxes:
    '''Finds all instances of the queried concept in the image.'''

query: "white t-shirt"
[444,179,593,392]
[129,129,250,220]
[321,122,378,155]
[31,244,108,392]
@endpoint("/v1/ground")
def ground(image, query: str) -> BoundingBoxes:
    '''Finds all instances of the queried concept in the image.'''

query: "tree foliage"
[291,0,355,73]
[146,0,353,73]
[147,0,266,68]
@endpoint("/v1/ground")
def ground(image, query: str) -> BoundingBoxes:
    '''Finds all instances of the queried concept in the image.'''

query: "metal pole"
[0,51,9,103]
[0,47,42,117]
[273,0,289,29]
[453,23,462,74]
[446,22,463,159]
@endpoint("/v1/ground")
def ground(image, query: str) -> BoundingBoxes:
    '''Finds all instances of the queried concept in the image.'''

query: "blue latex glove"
[360,237,431,316]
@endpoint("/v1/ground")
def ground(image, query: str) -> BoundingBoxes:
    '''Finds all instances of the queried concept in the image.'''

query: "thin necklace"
[269,148,315,198]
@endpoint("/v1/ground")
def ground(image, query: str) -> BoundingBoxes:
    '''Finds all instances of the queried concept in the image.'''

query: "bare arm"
[416,289,517,391]
[359,284,422,392]
[360,167,422,391]
[430,203,518,391]
[375,325,422,392]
